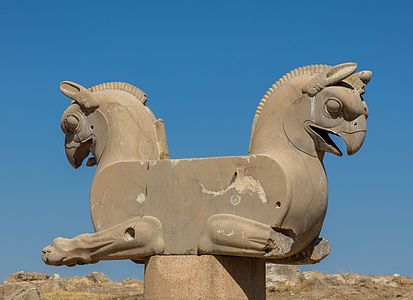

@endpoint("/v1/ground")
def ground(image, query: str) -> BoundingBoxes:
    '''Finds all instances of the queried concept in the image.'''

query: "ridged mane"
[249,64,331,151]
[90,82,148,105]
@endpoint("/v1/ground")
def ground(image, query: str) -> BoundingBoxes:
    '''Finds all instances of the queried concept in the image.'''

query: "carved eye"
[64,115,80,133]
[325,99,342,116]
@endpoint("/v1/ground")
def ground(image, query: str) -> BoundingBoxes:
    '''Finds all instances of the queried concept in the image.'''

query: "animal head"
[60,81,104,168]
[59,81,161,169]
[271,63,372,158]
[300,63,371,157]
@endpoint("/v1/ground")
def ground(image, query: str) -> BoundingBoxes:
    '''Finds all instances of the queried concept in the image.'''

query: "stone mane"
[250,64,331,149]
[90,82,148,105]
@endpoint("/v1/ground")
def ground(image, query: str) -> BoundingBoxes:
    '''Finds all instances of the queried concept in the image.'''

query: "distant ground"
[266,272,413,300]
[1,270,412,299]
[0,272,143,300]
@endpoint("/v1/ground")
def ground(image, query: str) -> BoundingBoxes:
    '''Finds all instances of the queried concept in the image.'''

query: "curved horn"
[302,62,358,96]
[60,81,99,111]
[356,70,372,85]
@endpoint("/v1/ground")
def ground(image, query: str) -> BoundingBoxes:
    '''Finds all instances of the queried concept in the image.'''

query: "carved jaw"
[65,136,96,169]
[60,81,108,169]
[305,114,366,157]
[62,109,108,169]
[62,104,99,169]
[61,101,108,169]
[306,124,343,156]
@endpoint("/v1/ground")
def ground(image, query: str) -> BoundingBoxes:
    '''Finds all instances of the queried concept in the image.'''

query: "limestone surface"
[144,255,265,300]
[266,264,303,288]
[42,63,371,267]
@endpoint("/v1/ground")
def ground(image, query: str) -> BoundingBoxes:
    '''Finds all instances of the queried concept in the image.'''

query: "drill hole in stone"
[276,201,281,208]
[124,227,135,241]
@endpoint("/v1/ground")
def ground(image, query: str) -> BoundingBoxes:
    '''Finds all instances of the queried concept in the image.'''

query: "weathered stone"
[2,271,412,300]
[267,272,413,299]
[1,272,144,300]
[1,282,40,300]
[4,272,50,283]
[266,264,303,288]
[42,63,371,266]
[85,272,111,284]
[144,255,265,300]
[40,63,372,298]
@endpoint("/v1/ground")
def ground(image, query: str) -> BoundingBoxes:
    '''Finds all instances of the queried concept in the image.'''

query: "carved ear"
[302,62,357,96]
[60,81,83,100]
[325,63,358,82]
[60,81,99,110]
[356,70,372,85]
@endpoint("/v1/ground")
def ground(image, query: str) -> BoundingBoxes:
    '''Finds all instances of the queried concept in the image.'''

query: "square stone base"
[144,255,265,300]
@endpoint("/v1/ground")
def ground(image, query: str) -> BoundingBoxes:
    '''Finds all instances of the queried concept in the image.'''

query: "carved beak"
[336,115,367,156]
[65,137,93,169]
[307,114,366,156]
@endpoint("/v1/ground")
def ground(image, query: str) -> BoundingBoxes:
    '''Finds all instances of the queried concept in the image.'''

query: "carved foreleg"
[198,214,293,258]
[42,216,165,266]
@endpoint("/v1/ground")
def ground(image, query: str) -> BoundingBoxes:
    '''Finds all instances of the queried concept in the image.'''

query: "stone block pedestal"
[144,255,265,299]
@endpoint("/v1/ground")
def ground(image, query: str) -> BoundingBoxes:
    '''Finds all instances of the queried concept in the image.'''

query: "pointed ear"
[303,62,357,96]
[325,63,357,83]
[356,70,372,85]
[60,81,99,110]
[60,81,84,101]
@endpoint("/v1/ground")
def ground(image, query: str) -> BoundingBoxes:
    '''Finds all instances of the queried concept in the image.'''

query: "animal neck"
[95,103,160,173]
[249,78,324,162]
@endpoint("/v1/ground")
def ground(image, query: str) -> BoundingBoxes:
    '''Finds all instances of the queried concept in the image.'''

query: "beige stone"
[42,63,371,267]
[266,264,303,288]
[1,282,40,300]
[144,255,265,300]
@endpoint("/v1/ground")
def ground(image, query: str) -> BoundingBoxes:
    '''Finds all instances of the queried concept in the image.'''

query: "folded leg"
[198,214,293,258]
[42,216,165,266]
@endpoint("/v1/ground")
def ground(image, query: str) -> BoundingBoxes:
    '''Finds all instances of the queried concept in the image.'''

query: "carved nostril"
[124,227,135,241]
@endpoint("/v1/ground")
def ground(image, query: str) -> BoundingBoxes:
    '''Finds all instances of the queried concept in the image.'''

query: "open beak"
[65,137,93,168]
[307,114,367,157]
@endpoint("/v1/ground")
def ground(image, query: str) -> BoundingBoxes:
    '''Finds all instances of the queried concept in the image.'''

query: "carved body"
[91,152,326,258]
[43,63,371,266]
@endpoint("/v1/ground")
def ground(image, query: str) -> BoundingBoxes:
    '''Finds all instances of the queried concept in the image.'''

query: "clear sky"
[0,0,412,281]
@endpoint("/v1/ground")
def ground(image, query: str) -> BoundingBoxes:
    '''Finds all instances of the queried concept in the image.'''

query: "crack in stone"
[198,170,267,203]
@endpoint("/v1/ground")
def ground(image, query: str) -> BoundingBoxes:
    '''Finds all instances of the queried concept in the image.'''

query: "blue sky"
[0,1,412,281]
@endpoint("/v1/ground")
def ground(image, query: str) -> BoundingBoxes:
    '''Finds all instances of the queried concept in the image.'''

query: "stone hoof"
[277,238,330,265]
[42,237,96,266]
[263,229,294,257]
[306,238,330,263]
